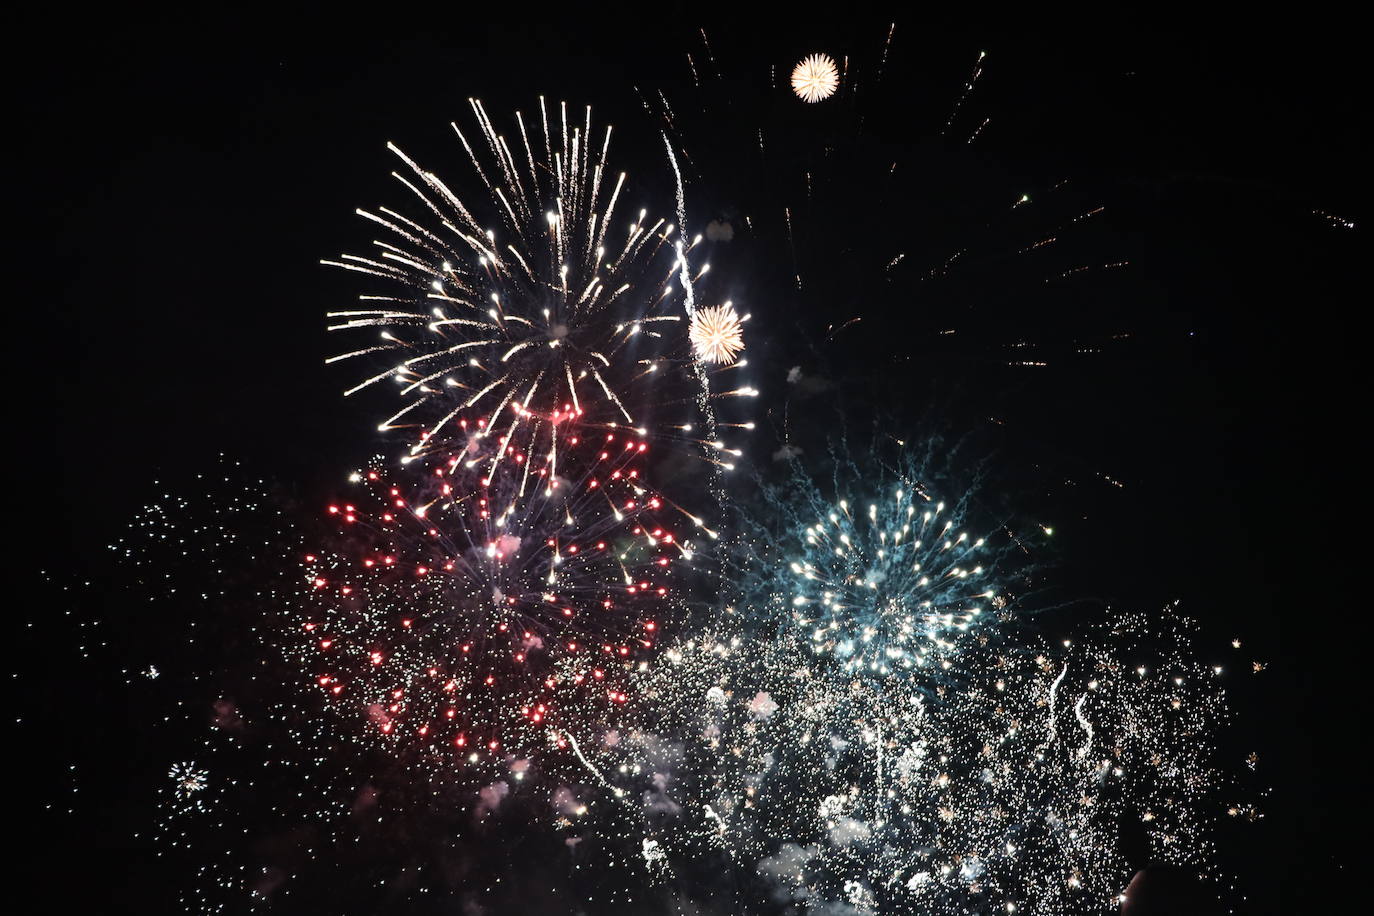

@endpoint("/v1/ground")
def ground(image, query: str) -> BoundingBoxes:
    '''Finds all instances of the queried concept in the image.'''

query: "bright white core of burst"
[791,53,840,103]
[689,305,746,365]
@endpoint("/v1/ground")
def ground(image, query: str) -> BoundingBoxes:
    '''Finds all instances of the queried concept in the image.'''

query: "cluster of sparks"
[609,605,1252,914]
[294,450,692,761]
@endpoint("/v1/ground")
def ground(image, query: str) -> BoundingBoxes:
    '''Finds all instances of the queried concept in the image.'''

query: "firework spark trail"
[875,23,896,85]
[1047,661,1068,746]
[942,50,987,136]
[561,728,624,797]
[664,134,696,320]
[662,131,740,509]
[1073,691,1094,759]
[697,28,718,79]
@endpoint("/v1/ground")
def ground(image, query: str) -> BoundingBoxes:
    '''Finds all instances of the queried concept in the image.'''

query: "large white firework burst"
[688,303,747,365]
[323,99,755,477]
[791,53,840,103]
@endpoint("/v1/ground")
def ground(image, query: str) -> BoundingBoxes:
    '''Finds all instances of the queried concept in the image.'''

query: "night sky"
[14,11,1365,914]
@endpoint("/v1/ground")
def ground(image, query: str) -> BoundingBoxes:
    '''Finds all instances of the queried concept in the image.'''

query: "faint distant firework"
[168,761,208,800]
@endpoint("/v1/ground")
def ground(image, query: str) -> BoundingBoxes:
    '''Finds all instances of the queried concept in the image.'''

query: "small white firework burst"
[791,53,840,103]
[689,304,746,365]
[641,838,670,879]
[168,762,208,799]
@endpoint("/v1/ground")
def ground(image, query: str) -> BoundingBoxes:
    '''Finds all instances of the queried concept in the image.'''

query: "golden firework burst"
[689,304,746,365]
[791,53,839,103]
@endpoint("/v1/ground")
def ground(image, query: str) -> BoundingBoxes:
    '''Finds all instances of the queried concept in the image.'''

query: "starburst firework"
[689,303,747,365]
[730,444,1030,680]
[791,53,840,103]
[323,99,756,483]
[168,761,208,799]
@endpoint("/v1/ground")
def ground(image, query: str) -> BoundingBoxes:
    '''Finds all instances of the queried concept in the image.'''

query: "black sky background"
[12,9,1366,913]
